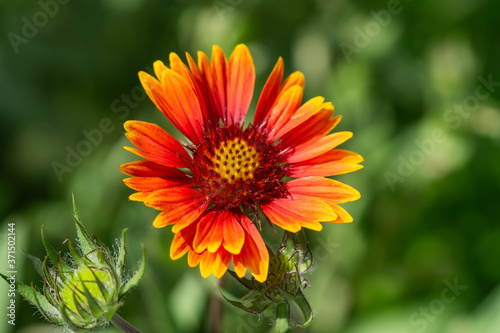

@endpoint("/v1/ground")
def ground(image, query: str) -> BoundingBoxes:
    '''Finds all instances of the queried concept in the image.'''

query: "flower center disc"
[191,125,289,210]
[212,137,260,183]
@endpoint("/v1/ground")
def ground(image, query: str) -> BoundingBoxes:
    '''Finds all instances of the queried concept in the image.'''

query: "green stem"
[270,303,291,333]
[111,313,142,333]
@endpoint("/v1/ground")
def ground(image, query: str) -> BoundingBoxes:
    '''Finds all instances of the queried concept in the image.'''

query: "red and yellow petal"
[254,57,284,127]
[124,120,191,168]
[287,131,353,163]
[233,215,269,282]
[261,195,337,232]
[211,45,228,122]
[120,160,190,179]
[289,149,364,177]
[267,85,304,141]
[227,44,255,125]
[287,177,361,204]
[144,188,206,230]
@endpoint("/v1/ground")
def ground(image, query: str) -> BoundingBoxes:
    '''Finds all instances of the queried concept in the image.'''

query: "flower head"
[121,44,363,282]
[2,198,146,332]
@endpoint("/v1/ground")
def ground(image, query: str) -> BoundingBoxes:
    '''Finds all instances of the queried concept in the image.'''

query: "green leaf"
[274,303,291,333]
[42,256,55,287]
[295,290,314,328]
[72,195,98,262]
[79,275,104,317]
[22,250,44,277]
[0,274,60,317]
[61,305,93,333]
[41,226,73,275]
[67,238,84,267]
[220,291,270,314]
[227,270,256,290]
[89,268,110,300]
[71,286,93,321]
[31,283,66,326]
[119,244,146,299]
[115,228,128,275]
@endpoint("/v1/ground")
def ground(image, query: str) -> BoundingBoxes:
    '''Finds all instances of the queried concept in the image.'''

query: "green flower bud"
[1,197,146,332]
[222,230,314,330]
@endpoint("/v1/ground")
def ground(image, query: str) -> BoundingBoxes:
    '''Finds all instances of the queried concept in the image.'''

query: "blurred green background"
[1,0,500,332]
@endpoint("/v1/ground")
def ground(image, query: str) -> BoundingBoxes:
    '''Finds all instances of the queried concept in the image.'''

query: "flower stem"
[270,303,291,333]
[111,313,142,333]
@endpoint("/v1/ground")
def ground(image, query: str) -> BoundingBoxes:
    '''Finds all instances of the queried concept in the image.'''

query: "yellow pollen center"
[211,138,259,183]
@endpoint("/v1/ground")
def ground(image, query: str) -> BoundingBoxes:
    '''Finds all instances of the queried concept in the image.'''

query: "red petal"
[145,187,203,208]
[289,149,364,177]
[120,160,190,179]
[157,68,205,144]
[279,108,338,145]
[287,177,361,204]
[123,177,191,193]
[186,52,219,126]
[287,131,353,163]
[227,44,255,125]
[254,57,284,127]
[222,213,245,255]
[170,226,196,260]
[234,216,269,282]
[193,212,218,253]
[211,45,228,122]
[328,204,354,223]
[262,196,337,232]
[274,97,326,140]
[153,203,207,230]
[266,86,303,141]
[124,120,191,168]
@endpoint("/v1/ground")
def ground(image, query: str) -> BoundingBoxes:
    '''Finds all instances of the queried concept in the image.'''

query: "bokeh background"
[1,0,500,332]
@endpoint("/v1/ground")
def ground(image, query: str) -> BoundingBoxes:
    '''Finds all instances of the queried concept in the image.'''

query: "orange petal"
[120,161,190,179]
[145,187,204,209]
[279,108,338,145]
[198,250,230,279]
[212,250,232,278]
[154,203,207,230]
[222,213,245,255]
[287,177,361,204]
[129,192,150,202]
[267,85,303,141]
[211,45,228,122]
[254,57,284,127]
[278,71,305,97]
[328,204,354,223]
[289,149,364,177]
[169,52,195,88]
[193,212,217,253]
[206,216,224,253]
[170,226,196,260]
[186,52,219,126]
[287,131,353,163]
[123,177,191,193]
[124,120,191,168]
[232,255,247,278]
[158,68,205,144]
[188,250,203,267]
[227,44,255,125]
[262,196,337,232]
[274,97,325,140]
[238,215,269,282]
